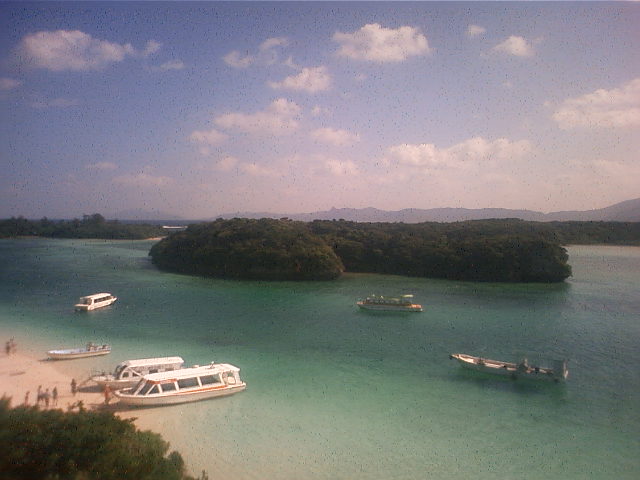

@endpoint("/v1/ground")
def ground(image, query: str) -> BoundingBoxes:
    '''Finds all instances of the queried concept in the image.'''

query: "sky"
[1,1,639,219]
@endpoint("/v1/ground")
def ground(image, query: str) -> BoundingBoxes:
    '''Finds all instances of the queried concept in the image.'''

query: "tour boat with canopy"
[357,294,423,312]
[91,356,185,389]
[74,293,117,311]
[114,362,246,406]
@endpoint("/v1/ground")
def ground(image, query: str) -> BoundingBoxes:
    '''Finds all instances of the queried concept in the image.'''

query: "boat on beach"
[74,293,117,311]
[357,294,423,312]
[91,356,185,389]
[47,342,111,360]
[114,362,246,406]
[449,353,568,381]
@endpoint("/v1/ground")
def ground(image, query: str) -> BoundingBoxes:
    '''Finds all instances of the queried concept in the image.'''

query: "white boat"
[114,362,246,406]
[74,293,117,311]
[47,342,111,360]
[450,353,568,382]
[357,294,423,312]
[91,356,185,389]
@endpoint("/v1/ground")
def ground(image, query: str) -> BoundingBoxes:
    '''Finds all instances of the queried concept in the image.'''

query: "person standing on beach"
[43,388,50,408]
[24,391,29,406]
[103,385,112,405]
[71,378,77,396]
[52,387,58,406]
[36,385,42,406]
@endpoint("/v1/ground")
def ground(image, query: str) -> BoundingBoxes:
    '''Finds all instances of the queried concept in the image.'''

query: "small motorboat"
[450,353,568,381]
[47,342,111,360]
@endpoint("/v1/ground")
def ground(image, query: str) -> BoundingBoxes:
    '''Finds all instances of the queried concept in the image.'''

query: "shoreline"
[0,339,191,471]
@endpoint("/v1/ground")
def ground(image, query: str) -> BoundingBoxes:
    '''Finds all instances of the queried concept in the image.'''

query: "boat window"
[122,372,129,378]
[149,369,158,374]
[177,377,199,389]
[138,382,154,396]
[199,375,219,385]
[161,382,176,392]
[148,385,159,395]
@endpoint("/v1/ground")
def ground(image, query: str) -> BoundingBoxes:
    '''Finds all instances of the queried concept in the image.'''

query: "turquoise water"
[1,239,639,479]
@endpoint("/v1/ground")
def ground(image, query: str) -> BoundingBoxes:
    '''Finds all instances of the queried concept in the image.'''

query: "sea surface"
[1,238,639,479]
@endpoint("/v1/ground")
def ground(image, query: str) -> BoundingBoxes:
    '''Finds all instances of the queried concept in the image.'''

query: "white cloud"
[385,136,533,171]
[216,156,239,172]
[223,50,254,68]
[113,172,173,188]
[311,127,360,146]
[552,78,640,129]
[269,66,331,93]
[214,98,301,135]
[325,159,359,176]
[30,97,79,109]
[259,37,288,52]
[311,105,330,117]
[467,25,486,38]
[86,162,117,171]
[0,77,21,90]
[189,128,228,146]
[492,36,534,57]
[224,36,288,68]
[240,163,279,177]
[153,59,185,71]
[17,30,156,71]
[333,23,431,62]
[142,40,162,57]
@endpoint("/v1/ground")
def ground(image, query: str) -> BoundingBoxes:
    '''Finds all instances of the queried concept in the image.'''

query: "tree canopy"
[0,215,165,239]
[0,398,202,480]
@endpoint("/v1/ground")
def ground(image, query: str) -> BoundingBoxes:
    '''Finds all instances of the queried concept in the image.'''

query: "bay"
[1,238,639,479]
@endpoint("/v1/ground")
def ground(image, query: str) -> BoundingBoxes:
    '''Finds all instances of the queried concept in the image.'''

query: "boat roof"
[117,356,184,368]
[141,363,240,382]
[79,292,114,299]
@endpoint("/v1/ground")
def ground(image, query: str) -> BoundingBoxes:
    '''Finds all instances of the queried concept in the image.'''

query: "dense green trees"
[0,398,201,480]
[150,218,344,281]
[0,215,165,239]
[310,220,572,282]
[149,218,580,282]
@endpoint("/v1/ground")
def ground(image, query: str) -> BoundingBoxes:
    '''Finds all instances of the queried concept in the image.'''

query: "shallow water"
[1,239,639,479]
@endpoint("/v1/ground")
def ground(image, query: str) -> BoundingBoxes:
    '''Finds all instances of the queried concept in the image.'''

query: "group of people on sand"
[27,385,59,408]
[5,338,17,355]
[22,379,81,408]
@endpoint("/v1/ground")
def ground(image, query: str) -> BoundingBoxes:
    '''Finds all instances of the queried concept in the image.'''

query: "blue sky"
[1,1,639,219]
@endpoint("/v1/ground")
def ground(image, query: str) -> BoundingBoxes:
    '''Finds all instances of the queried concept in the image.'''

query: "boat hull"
[92,375,140,389]
[450,353,567,381]
[357,302,422,312]
[47,349,111,360]
[115,383,246,406]
[75,298,117,311]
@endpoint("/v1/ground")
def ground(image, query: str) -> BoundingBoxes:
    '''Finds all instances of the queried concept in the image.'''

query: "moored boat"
[74,293,117,311]
[47,342,111,360]
[449,353,568,381]
[357,294,423,312]
[91,356,185,389]
[114,362,246,406]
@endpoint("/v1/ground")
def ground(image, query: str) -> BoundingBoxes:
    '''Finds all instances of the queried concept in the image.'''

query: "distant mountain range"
[111,198,639,223]
[214,198,640,223]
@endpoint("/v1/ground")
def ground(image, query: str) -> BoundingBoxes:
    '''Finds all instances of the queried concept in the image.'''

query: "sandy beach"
[0,338,166,444]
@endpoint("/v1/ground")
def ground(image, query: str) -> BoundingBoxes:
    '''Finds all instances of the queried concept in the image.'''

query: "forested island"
[0,214,165,239]
[147,217,623,283]
[3,213,638,283]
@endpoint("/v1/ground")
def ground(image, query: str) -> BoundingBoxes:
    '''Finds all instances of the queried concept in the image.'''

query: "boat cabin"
[130,363,242,397]
[75,293,117,311]
[114,356,184,381]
